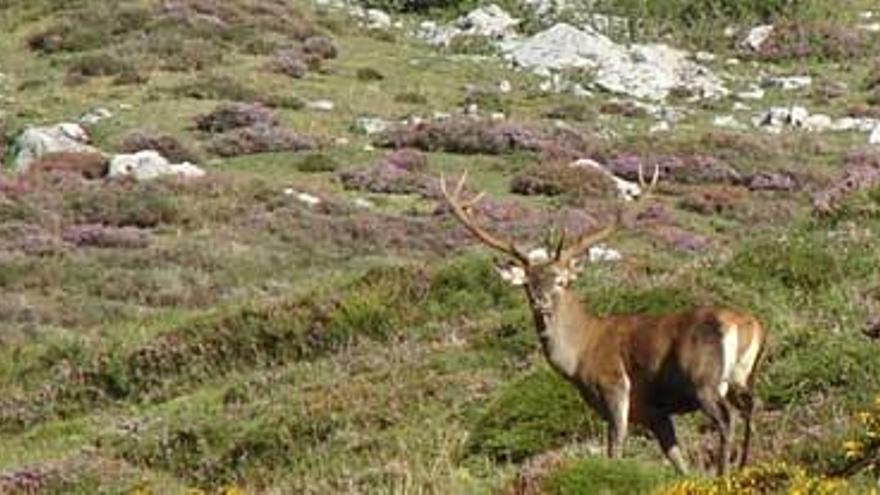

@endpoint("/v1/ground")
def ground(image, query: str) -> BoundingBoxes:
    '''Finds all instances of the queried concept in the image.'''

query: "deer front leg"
[647,413,689,475]
[603,381,630,459]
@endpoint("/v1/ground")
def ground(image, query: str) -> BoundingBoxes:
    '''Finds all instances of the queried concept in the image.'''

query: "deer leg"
[603,384,630,459]
[728,386,756,469]
[647,413,689,475]
[697,388,733,476]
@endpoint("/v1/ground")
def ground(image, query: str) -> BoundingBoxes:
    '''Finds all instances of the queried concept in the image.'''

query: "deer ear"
[494,260,527,286]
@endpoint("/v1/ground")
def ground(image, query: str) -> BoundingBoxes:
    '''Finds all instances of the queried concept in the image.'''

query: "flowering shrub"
[658,462,844,494]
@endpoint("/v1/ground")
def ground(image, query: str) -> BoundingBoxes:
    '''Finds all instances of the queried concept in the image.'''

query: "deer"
[439,169,765,476]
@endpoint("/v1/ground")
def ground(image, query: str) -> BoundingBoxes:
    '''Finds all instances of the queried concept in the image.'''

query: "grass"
[2,0,880,492]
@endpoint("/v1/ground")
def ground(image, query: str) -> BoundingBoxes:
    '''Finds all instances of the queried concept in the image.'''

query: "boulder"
[500,23,727,101]
[741,25,774,51]
[108,150,205,181]
[455,4,519,39]
[13,123,98,172]
[352,117,390,136]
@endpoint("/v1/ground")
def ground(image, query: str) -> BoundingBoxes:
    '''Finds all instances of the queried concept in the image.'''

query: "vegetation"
[2,0,880,492]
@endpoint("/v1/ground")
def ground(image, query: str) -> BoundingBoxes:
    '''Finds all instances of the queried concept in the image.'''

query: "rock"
[416,20,461,47]
[353,197,374,209]
[870,125,880,145]
[79,107,113,125]
[713,115,747,130]
[364,9,392,29]
[500,23,727,101]
[804,114,833,132]
[13,123,98,172]
[831,117,879,132]
[753,105,809,130]
[736,85,765,100]
[649,121,671,134]
[456,4,519,39]
[588,244,622,262]
[108,150,205,181]
[694,51,716,63]
[763,75,812,91]
[741,24,774,51]
[498,79,512,93]
[352,116,389,136]
[725,57,741,66]
[732,102,751,111]
[306,99,335,112]
[860,22,880,33]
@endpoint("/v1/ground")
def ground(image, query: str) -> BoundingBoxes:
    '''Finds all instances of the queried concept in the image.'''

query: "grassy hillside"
[1,0,880,493]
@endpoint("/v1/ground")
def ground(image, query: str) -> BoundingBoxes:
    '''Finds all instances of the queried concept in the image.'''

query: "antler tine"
[440,170,530,265]
[553,228,567,261]
[558,163,660,263]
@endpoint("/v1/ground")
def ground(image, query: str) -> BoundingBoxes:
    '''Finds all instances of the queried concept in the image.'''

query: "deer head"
[440,167,658,314]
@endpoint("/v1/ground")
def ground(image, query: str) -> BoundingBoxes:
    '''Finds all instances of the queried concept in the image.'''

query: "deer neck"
[527,288,597,378]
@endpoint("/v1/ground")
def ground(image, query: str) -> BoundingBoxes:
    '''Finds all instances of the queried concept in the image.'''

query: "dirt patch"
[207,124,315,157]
[118,130,200,163]
[812,149,880,215]
[195,103,278,134]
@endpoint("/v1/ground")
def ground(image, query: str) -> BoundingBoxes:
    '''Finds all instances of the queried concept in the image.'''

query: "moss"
[467,367,601,462]
[543,457,672,495]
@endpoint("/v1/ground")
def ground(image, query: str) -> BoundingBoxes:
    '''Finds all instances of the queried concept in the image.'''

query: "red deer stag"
[440,170,765,475]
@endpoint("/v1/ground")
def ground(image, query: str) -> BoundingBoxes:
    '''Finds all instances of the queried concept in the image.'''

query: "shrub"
[61,224,151,249]
[544,103,595,122]
[543,457,672,495]
[295,153,339,173]
[393,91,429,105]
[171,75,261,102]
[356,67,384,81]
[755,20,868,62]
[195,103,278,134]
[66,53,137,79]
[26,152,108,179]
[467,367,602,462]
[659,461,844,494]
[270,49,310,79]
[302,35,337,59]
[207,125,315,157]
[510,162,615,202]
[118,130,200,164]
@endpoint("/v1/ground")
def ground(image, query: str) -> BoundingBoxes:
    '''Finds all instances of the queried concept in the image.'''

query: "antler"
[556,164,660,264]
[440,170,531,266]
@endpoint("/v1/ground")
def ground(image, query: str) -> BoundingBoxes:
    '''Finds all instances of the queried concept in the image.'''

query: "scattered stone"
[650,121,671,134]
[870,125,880,145]
[803,114,833,133]
[499,23,727,101]
[498,79,512,94]
[108,150,205,181]
[13,123,98,172]
[694,51,716,63]
[588,244,622,262]
[306,99,335,112]
[832,117,879,133]
[713,115,747,130]
[763,75,812,91]
[732,102,751,112]
[79,107,113,125]
[352,116,390,136]
[741,24,774,51]
[752,105,809,130]
[353,197,374,209]
[415,20,460,47]
[364,9,392,30]
[736,85,765,100]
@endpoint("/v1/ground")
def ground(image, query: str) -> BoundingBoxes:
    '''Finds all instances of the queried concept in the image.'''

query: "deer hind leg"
[727,385,756,469]
[647,413,689,475]
[697,388,733,476]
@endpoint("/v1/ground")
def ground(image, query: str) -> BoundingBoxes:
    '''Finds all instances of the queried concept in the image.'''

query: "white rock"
[694,51,716,63]
[13,123,97,172]
[456,4,519,39]
[433,111,452,121]
[764,75,812,91]
[789,106,809,127]
[364,9,392,29]
[585,14,629,35]
[732,102,751,111]
[589,244,622,262]
[870,125,880,145]
[571,84,592,98]
[500,23,727,101]
[489,112,506,121]
[649,121,671,134]
[306,99,335,112]
[354,198,374,209]
[860,11,875,20]
[79,107,113,125]
[736,85,765,100]
[498,79,512,93]
[832,117,879,132]
[723,26,739,38]
[804,114,833,132]
[352,116,389,135]
[753,105,809,130]
[741,24,774,51]
[713,115,747,130]
[860,22,880,33]
[296,192,321,207]
[108,150,205,181]
[725,58,741,66]
[416,20,461,47]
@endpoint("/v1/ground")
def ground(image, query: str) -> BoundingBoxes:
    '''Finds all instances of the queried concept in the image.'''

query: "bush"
[393,91,429,105]
[543,457,672,495]
[295,153,339,173]
[207,125,315,157]
[356,67,384,81]
[195,103,278,134]
[27,152,107,179]
[171,75,262,102]
[467,367,601,462]
[118,130,200,164]
[510,162,615,203]
[659,461,843,494]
